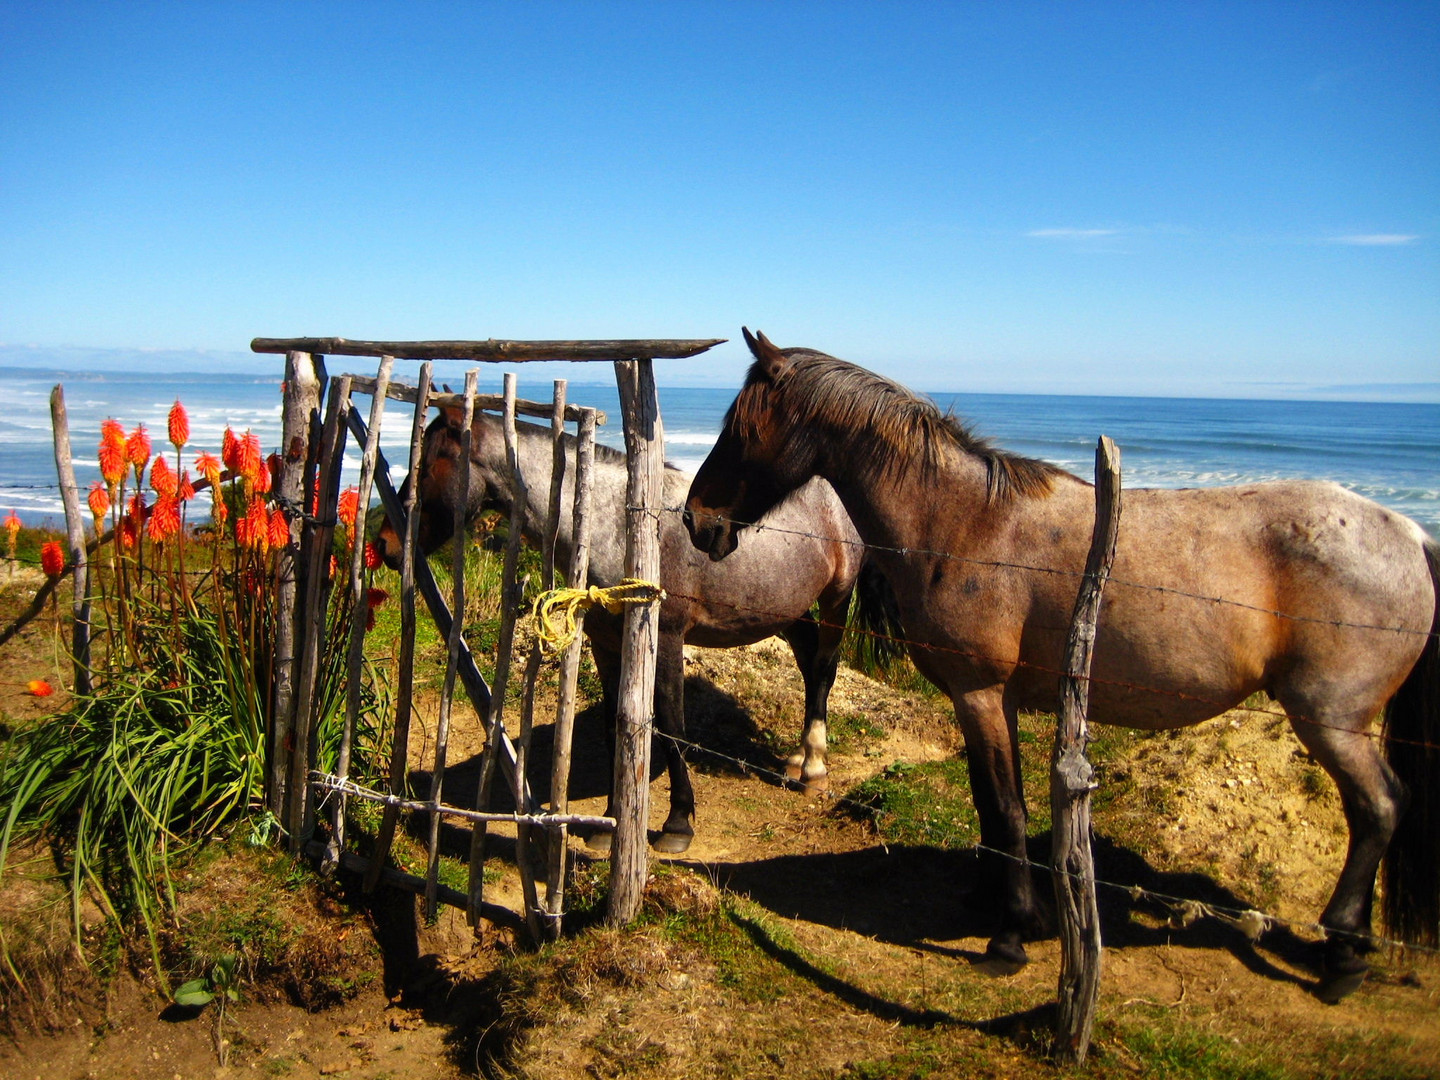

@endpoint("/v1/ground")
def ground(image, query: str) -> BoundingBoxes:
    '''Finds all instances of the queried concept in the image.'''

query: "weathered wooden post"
[1050,434,1121,1065]
[607,358,665,925]
[365,362,434,895]
[271,351,322,818]
[422,368,471,916]
[49,385,92,694]
[545,404,597,935]
[287,375,352,851]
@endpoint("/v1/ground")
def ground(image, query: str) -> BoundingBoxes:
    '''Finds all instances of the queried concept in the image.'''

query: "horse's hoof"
[585,832,613,855]
[800,773,829,795]
[652,831,693,855]
[974,940,1029,977]
[1317,953,1369,1004]
[784,755,805,782]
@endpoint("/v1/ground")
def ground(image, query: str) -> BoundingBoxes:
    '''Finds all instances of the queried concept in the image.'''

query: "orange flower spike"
[267,506,289,550]
[87,483,109,519]
[127,492,147,541]
[366,587,389,610]
[178,470,196,502]
[99,420,127,484]
[221,427,240,472]
[4,509,19,548]
[40,540,65,578]
[337,487,360,527]
[194,451,221,488]
[167,400,190,450]
[238,431,264,485]
[150,454,178,498]
[26,679,54,697]
[119,518,138,549]
[126,424,152,470]
[148,496,180,541]
[251,454,273,495]
[243,497,270,552]
[364,541,382,570]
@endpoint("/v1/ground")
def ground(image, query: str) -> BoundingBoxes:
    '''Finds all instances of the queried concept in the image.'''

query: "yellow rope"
[531,578,666,654]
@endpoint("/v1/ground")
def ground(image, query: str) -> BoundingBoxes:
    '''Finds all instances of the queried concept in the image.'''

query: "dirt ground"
[3,578,1439,1077]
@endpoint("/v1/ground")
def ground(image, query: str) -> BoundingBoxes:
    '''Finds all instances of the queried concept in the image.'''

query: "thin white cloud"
[1027,228,1119,239]
[1331,234,1419,246]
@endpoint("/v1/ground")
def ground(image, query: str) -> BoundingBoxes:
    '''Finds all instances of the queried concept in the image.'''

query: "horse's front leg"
[780,600,849,793]
[651,629,696,853]
[952,686,1044,974]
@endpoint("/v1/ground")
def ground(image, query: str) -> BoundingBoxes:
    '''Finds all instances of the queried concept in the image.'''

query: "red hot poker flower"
[364,541,382,570]
[99,420,127,484]
[337,487,360,527]
[148,496,180,541]
[40,540,65,578]
[150,455,178,498]
[194,452,221,488]
[26,679,54,697]
[126,424,152,470]
[267,506,290,550]
[88,482,109,518]
[178,470,196,502]
[222,427,240,472]
[237,431,264,485]
[168,400,190,449]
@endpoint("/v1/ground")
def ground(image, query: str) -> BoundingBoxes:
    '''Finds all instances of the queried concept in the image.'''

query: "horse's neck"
[823,439,996,560]
[500,423,629,585]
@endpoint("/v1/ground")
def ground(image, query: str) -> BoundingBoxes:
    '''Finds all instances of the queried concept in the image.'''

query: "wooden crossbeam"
[252,336,724,362]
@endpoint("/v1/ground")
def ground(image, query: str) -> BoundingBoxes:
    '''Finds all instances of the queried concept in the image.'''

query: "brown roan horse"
[685,329,1440,1003]
[376,404,891,854]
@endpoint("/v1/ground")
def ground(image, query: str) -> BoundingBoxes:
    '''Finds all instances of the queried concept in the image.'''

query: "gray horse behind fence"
[685,329,1440,1003]
[377,403,889,853]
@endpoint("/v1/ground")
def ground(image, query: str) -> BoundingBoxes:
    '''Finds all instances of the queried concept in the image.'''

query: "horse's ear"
[743,327,790,383]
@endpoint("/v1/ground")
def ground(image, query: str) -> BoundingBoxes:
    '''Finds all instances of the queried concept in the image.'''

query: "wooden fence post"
[1051,434,1122,1065]
[606,358,664,925]
[328,356,393,869]
[49,385,92,695]
[287,375,351,851]
[545,404,596,935]
[271,351,322,819]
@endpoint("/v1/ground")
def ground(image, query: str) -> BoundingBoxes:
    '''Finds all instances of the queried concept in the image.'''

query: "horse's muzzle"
[683,506,739,562]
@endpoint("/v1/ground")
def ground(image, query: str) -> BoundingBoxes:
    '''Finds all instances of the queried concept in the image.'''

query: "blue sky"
[1,2,1436,398]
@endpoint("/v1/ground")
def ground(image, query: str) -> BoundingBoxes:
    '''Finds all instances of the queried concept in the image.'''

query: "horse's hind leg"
[652,629,696,854]
[780,608,845,793]
[1287,703,1407,1003]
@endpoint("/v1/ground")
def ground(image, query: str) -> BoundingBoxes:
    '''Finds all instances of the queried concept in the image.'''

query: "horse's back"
[1006,479,1435,725]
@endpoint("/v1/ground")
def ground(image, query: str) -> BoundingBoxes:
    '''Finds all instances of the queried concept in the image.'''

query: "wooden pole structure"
[544,402,596,936]
[365,362,433,894]
[287,375,351,851]
[1050,434,1122,1065]
[328,357,393,869]
[606,358,665,926]
[422,369,473,917]
[49,385,92,695]
[271,351,322,818]
[468,373,529,926]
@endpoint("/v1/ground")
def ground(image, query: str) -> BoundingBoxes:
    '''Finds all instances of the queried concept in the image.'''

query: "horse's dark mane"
[744,350,1063,503]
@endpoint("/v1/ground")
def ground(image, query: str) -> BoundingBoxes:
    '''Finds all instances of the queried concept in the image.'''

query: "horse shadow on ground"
[678,830,1335,1012]
[400,672,794,860]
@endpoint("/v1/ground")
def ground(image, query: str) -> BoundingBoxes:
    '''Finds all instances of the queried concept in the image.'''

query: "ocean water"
[2,366,1436,537]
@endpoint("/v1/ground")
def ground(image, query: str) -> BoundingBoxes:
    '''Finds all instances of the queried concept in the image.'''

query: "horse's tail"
[1382,536,1440,948]
[845,558,908,676]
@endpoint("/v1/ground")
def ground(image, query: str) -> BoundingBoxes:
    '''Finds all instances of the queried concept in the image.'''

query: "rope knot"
[531,578,666,653]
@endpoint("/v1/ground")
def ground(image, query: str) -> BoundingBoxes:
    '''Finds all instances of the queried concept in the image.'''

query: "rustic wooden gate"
[250,336,721,936]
